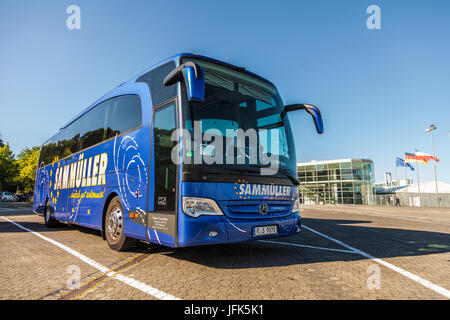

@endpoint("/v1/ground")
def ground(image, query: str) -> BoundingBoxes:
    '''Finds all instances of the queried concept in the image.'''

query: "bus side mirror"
[282,104,324,134]
[163,62,205,102]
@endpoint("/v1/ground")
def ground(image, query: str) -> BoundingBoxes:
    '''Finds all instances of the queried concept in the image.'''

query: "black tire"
[104,196,136,251]
[44,201,59,228]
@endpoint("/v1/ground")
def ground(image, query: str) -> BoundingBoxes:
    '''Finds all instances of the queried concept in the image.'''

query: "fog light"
[209,231,218,237]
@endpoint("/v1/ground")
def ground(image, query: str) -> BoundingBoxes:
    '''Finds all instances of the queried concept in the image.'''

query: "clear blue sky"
[1,0,449,184]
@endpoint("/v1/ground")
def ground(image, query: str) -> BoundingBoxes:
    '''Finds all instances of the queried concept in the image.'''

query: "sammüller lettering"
[239,184,291,197]
[54,153,108,190]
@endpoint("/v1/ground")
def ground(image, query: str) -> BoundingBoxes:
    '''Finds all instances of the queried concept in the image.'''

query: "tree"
[0,134,41,193]
[0,143,18,191]
[15,146,41,193]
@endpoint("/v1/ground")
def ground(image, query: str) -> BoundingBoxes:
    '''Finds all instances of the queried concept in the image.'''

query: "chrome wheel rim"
[107,207,123,241]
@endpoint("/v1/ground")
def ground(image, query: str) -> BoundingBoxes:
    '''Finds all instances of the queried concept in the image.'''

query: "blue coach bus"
[33,53,323,251]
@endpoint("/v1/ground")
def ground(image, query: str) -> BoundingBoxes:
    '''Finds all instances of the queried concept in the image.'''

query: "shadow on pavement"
[159,217,450,269]
[0,210,35,217]
[1,213,449,269]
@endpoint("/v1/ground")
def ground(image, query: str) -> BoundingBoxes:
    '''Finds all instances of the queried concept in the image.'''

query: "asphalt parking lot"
[1,202,449,300]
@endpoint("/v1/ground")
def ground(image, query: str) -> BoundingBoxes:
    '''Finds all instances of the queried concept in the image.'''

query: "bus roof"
[60,53,275,130]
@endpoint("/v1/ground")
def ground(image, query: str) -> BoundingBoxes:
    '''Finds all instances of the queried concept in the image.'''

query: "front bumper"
[177,211,301,247]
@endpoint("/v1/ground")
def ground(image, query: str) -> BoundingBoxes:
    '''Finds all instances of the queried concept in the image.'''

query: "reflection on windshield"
[180,58,297,180]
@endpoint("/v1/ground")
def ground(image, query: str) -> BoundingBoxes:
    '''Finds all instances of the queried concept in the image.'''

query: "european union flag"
[396,157,415,171]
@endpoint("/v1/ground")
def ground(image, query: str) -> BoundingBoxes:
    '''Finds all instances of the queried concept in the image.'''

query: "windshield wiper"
[190,166,260,176]
[277,168,300,186]
[246,164,300,186]
[189,164,300,185]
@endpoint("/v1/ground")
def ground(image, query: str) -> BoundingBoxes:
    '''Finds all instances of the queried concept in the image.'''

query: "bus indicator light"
[209,231,218,238]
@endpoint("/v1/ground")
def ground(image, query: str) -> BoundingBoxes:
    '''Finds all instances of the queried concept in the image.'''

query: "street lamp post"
[425,124,439,207]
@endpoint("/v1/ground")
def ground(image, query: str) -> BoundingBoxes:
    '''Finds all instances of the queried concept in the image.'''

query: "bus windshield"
[180,58,297,183]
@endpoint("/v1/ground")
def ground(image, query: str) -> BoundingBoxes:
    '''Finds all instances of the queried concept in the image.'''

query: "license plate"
[253,225,278,237]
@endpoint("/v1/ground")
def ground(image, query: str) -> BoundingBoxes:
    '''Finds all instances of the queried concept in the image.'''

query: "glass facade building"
[298,159,375,205]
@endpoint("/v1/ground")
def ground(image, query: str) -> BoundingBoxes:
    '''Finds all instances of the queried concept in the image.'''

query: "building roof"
[297,159,373,166]
[375,185,408,194]
[398,181,450,193]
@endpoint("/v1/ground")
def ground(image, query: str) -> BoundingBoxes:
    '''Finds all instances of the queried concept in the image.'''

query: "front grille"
[218,200,293,220]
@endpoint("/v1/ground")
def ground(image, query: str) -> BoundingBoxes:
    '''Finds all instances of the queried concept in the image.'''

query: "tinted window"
[153,103,177,212]
[40,95,141,165]
[181,58,298,181]
[79,100,108,150]
[39,133,61,165]
[136,61,177,107]
[105,95,142,139]
[60,120,82,157]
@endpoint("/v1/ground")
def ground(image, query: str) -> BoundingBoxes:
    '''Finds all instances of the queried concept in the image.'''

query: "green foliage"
[15,146,41,193]
[0,143,18,191]
[0,134,41,193]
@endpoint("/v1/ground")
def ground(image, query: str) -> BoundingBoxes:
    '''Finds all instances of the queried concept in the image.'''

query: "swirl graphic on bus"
[35,163,50,208]
[113,135,148,212]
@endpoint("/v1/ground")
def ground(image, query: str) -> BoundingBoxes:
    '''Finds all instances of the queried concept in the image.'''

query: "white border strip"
[302,225,450,299]
[0,216,180,300]
[259,240,357,254]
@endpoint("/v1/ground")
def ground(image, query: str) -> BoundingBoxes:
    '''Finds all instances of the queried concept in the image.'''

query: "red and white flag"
[405,152,427,164]
[404,151,439,164]
[414,151,440,164]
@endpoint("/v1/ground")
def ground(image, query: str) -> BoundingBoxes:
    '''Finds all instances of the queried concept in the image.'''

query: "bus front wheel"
[104,196,136,251]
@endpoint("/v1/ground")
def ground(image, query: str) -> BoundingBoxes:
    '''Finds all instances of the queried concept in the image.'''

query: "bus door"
[65,152,86,225]
[55,157,71,223]
[66,153,86,225]
[147,100,178,245]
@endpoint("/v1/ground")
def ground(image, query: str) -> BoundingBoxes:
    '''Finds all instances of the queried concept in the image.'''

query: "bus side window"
[78,101,108,151]
[153,103,176,212]
[105,95,142,139]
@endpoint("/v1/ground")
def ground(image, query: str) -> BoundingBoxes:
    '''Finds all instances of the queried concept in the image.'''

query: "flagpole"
[404,164,407,183]
[395,159,398,188]
[429,129,440,207]
[416,163,421,194]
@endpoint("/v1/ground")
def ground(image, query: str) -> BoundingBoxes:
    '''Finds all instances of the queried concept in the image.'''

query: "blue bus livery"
[33,53,323,250]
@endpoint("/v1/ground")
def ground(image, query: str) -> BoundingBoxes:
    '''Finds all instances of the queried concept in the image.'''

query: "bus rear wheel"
[105,196,136,251]
[44,201,59,228]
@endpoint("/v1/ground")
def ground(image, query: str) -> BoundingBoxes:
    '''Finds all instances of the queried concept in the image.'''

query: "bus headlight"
[182,197,224,218]
[292,199,300,213]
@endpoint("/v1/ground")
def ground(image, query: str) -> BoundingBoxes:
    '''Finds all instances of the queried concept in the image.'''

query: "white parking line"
[0,216,180,300]
[259,240,357,254]
[302,224,450,299]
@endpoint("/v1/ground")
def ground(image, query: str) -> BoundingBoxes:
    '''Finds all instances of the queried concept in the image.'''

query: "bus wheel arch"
[101,192,118,240]
[102,194,136,251]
